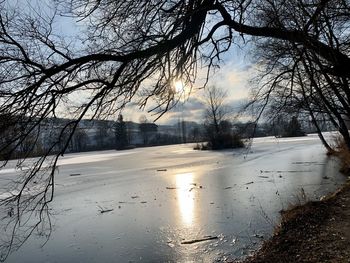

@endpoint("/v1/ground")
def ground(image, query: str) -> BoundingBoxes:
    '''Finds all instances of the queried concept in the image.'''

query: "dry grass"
[329,136,350,174]
[238,181,350,263]
[235,137,350,263]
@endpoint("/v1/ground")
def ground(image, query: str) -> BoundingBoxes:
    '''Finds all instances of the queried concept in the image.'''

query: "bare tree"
[0,0,349,259]
[203,86,230,133]
[138,115,158,145]
[246,0,350,150]
[94,120,112,149]
[202,86,243,149]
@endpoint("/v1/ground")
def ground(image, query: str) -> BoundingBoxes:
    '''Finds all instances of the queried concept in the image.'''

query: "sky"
[116,39,256,125]
[11,0,257,125]
[128,50,256,125]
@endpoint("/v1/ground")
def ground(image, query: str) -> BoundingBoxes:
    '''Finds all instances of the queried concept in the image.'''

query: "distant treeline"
[0,113,335,159]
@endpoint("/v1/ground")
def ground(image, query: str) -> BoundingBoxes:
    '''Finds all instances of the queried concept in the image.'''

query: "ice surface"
[0,133,345,262]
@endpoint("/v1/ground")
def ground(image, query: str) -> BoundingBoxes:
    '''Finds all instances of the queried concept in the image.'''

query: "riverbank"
[238,179,350,263]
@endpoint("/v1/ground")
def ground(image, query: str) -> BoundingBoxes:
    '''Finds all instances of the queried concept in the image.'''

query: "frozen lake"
[0,134,346,262]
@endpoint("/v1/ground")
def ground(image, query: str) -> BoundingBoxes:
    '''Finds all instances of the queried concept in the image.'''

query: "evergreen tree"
[283,116,306,137]
[115,114,128,150]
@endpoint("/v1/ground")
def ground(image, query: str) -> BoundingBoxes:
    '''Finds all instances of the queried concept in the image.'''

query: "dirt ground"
[236,180,350,263]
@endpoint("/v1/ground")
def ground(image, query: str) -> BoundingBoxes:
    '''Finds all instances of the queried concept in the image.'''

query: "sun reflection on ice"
[175,172,195,226]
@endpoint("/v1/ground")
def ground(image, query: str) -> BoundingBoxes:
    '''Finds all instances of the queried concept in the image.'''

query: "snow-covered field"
[0,133,346,262]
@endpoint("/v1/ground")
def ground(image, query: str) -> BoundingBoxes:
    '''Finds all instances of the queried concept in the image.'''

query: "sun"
[173,80,184,93]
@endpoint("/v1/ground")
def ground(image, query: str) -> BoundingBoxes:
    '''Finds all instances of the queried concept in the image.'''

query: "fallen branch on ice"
[181,236,218,244]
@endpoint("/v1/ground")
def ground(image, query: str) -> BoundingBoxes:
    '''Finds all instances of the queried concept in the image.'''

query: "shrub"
[195,132,244,150]
[332,137,350,174]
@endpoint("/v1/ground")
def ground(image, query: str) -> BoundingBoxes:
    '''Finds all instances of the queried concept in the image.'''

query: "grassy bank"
[237,179,350,263]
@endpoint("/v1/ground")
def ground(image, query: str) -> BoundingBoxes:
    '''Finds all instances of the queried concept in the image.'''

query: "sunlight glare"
[173,80,184,93]
[175,172,195,226]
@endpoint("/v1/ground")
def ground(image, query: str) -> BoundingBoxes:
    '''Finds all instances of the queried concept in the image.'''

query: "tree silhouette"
[138,116,158,145]
[0,0,349,259]
[115,114,128,150]
[283,116,306,137]
[202,86,243,149]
